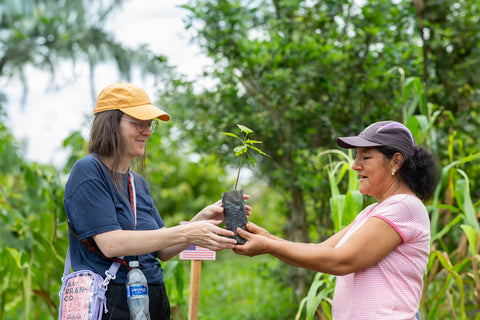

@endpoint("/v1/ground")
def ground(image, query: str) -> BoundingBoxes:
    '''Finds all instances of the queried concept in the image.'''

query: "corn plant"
[316,149,363,233]
[296,273,335,320]
[422,146,480,320]
[395,72,480,319]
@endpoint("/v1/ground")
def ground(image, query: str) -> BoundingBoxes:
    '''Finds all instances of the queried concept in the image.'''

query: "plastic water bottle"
[126,260,150,320]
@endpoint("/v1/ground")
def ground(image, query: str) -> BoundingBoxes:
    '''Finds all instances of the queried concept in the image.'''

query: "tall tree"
[414,0,480,188]
[0,0,172,103]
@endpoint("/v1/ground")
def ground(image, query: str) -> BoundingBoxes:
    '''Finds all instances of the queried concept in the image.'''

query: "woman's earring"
[392,170,396,176]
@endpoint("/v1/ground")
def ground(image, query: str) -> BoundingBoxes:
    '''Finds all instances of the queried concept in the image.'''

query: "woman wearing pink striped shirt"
[234,121,437,320]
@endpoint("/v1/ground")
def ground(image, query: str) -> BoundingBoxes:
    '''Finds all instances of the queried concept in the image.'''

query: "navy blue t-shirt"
[64,154,166,284]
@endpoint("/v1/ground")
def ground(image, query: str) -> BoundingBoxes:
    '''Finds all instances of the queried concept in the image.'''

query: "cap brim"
[120,104,171,121]
[336,136,383,149]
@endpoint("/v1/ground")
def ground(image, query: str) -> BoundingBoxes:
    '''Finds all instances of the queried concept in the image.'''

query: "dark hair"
[377,146,438,201]
[89,110,123,164]
[88,109,145,192]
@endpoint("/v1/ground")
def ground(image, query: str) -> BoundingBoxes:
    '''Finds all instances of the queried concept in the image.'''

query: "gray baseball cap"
[336,121,416,157]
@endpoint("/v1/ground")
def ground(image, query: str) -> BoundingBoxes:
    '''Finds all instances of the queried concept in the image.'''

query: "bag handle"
[62,246,121,287]
[67,222,130,268]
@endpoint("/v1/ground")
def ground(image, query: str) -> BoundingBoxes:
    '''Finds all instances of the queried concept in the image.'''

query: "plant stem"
[234,153,244,190]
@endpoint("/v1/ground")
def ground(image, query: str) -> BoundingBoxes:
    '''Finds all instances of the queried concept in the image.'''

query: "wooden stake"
[188,260,202,320]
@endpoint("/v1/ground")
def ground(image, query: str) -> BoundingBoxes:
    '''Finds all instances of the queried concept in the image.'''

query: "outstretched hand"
[233,222,271,257]
[185,195,253,252]
[184,220,237,251]
[194,195,252,222]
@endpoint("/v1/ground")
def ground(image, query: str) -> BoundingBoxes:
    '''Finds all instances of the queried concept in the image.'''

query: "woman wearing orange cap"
[234,121,437,320]
[64,82,250,319]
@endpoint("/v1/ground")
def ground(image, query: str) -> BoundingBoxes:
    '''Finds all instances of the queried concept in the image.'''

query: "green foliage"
[1,0,122,77]
[162,259,186,315]
[319,149,362,232]
[144,126,230,224]
[296,273,335,320]
[62,131,89,174]
[396,72,480,319]
[163,0,480,244]
[0,0,173,104]
[424,149,480,319]
[0,111,67,319]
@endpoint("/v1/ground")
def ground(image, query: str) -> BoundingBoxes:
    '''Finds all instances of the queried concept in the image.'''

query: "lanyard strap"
[128,172,137,230]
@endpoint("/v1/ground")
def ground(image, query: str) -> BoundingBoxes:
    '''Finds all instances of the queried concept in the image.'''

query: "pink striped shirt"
[332,194,430,320]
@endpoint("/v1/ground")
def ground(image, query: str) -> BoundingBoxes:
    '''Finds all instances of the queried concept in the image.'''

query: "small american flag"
[179,222,216,260]
[179,244,216,260]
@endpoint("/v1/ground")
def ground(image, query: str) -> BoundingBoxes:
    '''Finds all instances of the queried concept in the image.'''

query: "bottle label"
[126,284,148,298]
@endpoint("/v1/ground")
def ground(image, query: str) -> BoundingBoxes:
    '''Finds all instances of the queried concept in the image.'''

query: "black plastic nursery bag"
[222,189,248,244]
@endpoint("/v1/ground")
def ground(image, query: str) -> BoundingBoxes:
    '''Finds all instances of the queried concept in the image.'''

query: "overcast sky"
[5,0,209,167]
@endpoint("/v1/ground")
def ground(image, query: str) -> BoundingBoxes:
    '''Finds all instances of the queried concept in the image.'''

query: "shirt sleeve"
[65,178,122,240]
[371,196,426,243]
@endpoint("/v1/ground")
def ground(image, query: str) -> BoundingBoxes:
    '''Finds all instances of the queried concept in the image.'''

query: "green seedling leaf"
[237,124,253,133]
[248,145,271,157]
[234,145,248,155]
[221,132,241,139]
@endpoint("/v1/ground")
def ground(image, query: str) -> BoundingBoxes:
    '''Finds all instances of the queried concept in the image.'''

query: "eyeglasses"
[121,117,159,133]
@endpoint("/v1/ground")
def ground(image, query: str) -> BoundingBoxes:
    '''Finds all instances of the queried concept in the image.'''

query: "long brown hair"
[89,110,145,193]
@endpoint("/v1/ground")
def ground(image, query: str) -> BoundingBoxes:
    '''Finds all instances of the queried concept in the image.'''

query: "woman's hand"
[242,221,271,238]
[183,220,237,251]
[232,222,271,257]
[192,200,224,221]
[192,195,252,222]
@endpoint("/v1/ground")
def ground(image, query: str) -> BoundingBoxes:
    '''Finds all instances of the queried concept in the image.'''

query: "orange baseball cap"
[94,82,171,121]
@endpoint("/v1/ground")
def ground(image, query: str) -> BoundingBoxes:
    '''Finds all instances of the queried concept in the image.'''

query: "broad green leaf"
[296,298,307,320]
[454,171,479,230]
[344,190,362,226]
[460,225,479,257]
[330,195,345,232]
[431,214,463,243]
[237,124,253,134]
[162,259,179,282]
